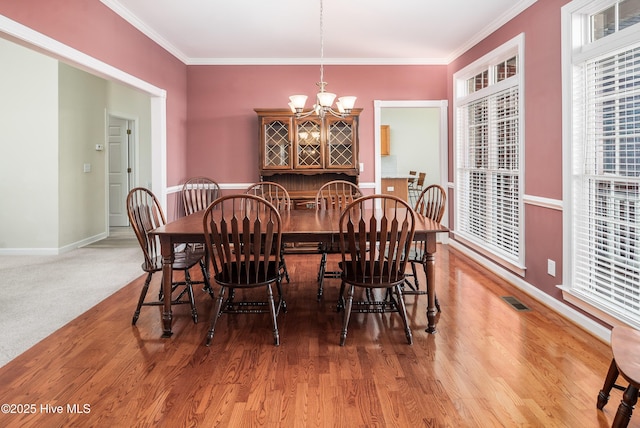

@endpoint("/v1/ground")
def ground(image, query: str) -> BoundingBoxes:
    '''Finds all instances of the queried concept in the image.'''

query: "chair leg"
[410,261,419,289]
[365,288,374,302]
[266,283,280,346]
[395,284,413,345]
[280,246,290,283]
[612,384,639,428]
[206,287,226,346]
[318,252,326,282]
[184,269,198,324]
[275,278,287,314]
[340,285,355,346]
[337,281,346,312]
[132,272,153,325]
[282,258,290,283]
[598,359,620,410]
[188,284,197,324]
[224,288,237,312]
[317,252,327,300]
[200,258,215,299]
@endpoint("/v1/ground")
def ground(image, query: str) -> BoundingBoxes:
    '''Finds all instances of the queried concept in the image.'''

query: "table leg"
[422,234,438,334]
[160,236,174,337]
[612,384,638,428]
[423,252,438,333]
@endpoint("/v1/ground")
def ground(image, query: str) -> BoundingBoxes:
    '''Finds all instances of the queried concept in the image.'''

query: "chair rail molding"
[523,194,563,211]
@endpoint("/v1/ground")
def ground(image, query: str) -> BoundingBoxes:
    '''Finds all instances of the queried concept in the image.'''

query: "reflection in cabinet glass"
[296,119,322,168]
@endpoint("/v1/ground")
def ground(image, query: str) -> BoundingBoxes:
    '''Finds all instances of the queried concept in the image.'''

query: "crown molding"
[102,0,538,66]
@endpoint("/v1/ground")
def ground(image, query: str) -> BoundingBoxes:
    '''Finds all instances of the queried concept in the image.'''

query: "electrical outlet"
[386,186,394,191]
[547,259,556,277]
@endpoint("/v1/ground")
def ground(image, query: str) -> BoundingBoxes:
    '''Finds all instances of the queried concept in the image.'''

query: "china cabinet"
[255,108,361,207]
[256,108,361,175]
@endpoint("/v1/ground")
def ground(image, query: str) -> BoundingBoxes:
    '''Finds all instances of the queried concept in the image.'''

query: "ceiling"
[101,0,537,65]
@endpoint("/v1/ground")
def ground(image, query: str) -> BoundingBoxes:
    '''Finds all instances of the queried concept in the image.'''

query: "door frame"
[106,113,138,228]
[373,99,449,229]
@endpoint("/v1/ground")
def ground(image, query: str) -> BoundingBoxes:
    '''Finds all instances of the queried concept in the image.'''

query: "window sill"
[559,286,640,332]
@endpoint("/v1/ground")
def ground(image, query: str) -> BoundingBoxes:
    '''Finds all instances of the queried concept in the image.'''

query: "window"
[454,35,524,272]
[564,0,640,328]
[591,0,640,41]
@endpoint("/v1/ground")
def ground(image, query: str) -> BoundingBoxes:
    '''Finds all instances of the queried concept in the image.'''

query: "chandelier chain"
[319,0,324,86]
[287,0,356,118]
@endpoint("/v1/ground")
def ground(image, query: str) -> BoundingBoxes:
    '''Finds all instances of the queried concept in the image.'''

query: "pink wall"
[448,0,570,298]
[186,64,447,184]
[0,0,189,186]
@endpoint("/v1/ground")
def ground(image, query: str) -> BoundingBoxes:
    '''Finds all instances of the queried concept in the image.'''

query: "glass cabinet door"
[326,117,356,169]
[295,118,322,169]
[262,117,292,170]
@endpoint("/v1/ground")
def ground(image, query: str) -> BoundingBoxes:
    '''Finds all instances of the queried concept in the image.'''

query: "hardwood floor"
[0,246,634,427]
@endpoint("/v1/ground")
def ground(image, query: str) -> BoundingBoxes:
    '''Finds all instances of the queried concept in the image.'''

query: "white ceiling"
[101,0,537,65]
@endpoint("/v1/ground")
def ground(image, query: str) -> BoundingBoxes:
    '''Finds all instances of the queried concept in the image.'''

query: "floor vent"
[501,296,531,312]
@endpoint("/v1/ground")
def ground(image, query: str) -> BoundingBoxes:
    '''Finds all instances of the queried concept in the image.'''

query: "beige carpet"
[0,228,143,367]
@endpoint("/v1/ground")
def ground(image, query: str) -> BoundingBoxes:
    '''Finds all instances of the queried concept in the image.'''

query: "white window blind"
[572,43,640,325]
[456,86,521,263]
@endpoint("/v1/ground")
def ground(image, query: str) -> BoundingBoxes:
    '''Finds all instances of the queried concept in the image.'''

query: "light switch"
[83,163,91,173]
[547,259,556,277]
[95,144,104,151]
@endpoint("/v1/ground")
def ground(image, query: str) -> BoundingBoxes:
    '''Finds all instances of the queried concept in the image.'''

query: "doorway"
[0,16,167,213]
[373,100,449,230]
[108,115,136,227]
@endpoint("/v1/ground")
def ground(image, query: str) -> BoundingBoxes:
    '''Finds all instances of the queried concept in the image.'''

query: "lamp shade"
[337,96,357,111]
[289,95,308,111]
[316,91,336,107]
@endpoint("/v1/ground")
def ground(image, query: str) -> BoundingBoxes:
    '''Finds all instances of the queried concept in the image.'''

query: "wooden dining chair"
[315,180,362,300]
[126,187,211,325]
[407,170,417,189]
[597,325,640,428]
[181,176,220,296]
[202,194,286,346]
[246,181,291,283]
[245,181,292,211]
[409,172,426,206]
[182,176,221,215]
[337,194,415,346]
[404,184,446,304]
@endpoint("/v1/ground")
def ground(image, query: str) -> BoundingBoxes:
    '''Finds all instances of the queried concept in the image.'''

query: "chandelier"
[288,0,357,119]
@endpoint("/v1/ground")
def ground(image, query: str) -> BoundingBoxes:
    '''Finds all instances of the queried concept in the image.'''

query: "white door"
[108,117,133,227]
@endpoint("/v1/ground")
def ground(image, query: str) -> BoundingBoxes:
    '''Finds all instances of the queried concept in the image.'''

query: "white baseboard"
[448,240,611,343]
[0,232,108,256]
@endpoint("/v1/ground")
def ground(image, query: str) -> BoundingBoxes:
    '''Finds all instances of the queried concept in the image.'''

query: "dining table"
[150,208,449,338]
